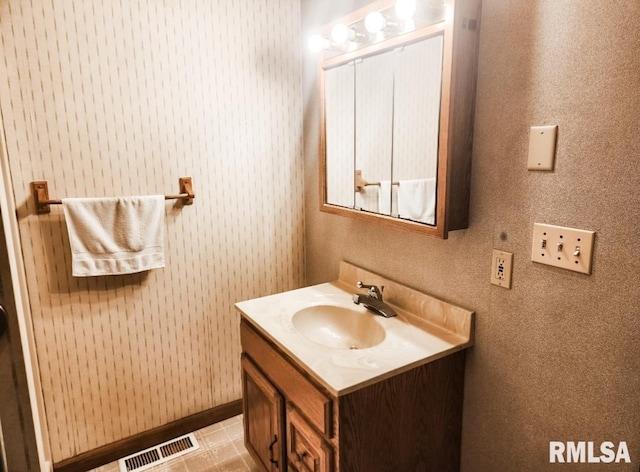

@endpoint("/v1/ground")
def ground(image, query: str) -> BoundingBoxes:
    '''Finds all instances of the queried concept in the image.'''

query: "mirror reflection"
[355,52,394,215]
[324,64,355,208]
[324,34,444,225]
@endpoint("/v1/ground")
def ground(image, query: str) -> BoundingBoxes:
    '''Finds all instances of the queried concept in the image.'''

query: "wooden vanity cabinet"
[241,319,466,472]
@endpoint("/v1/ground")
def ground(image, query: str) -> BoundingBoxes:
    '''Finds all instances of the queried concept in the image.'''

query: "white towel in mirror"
[378,181,392,215]
[62,195,165,277]
[397,178,436,224]
[355,186,379,213]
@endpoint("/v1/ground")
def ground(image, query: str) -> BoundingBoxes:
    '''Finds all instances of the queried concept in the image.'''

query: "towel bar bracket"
[178,177,194,205]
[32,181,52,214]
[30,177,196,214]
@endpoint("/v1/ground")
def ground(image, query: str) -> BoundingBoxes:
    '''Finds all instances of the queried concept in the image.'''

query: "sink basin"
[292,305,386,349]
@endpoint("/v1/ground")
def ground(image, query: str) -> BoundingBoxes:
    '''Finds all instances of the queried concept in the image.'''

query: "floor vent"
[118,433,199,472]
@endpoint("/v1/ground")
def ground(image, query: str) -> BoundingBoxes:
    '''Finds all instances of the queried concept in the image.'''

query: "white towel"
[390,183,399,217]
[62,195,165,277]
[397,178,437,224]
[378,181,392,215]
[355,186,379,213]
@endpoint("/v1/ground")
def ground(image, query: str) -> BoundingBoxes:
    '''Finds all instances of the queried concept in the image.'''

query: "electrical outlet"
[491,250,513,288]
[531,223,595,274]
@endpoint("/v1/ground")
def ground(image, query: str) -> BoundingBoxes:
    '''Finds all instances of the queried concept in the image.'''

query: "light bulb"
[308,34,329,52]
[402,18,416,32]
[331,24,349,44]
[364,11,386,33]
[395,0,417,20]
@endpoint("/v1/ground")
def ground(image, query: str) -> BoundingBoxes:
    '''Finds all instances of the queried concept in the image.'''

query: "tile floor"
[89,415,260,472]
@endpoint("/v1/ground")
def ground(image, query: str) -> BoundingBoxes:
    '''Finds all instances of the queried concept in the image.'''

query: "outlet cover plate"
[491,249,513,288]
[531,223,595,274]
[527,125,558,170]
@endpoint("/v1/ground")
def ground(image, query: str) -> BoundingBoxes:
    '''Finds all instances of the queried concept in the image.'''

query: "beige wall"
[303,1,640,471]
[0,0,304,463]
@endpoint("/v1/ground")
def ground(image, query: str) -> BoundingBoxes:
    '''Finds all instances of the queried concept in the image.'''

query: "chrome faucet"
[352,281,397,318]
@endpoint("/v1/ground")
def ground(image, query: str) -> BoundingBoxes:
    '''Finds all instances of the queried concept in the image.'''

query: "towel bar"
[354,170,399,192]
[31,177,195,214]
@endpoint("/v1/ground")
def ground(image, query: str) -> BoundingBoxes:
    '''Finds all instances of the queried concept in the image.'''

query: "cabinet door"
[286,405,333,472]
[242,355,286,472]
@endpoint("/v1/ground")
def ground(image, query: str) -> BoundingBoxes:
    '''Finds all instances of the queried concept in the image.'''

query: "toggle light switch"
[531,223,595,274]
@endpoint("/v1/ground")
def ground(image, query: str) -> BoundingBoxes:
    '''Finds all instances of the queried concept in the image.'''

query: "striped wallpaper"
[0,0,304,462]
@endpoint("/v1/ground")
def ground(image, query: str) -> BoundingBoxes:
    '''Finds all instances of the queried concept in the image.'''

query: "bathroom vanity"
[236,262,474,471]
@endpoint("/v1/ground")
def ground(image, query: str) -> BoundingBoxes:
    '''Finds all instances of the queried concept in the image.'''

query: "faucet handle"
[356,281,377,289]
[356,281,383,300]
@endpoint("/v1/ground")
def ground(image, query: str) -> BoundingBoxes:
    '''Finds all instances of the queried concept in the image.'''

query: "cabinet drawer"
[286,404,334,472]
[241,320,333,436]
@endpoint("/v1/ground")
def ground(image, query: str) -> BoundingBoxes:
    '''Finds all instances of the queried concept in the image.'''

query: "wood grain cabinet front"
[241,355,285,472]
[286,405,333,472]
[241,319,467,472]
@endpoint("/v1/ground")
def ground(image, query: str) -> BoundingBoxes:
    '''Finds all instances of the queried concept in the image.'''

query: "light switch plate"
[491,249,513,288]
[527,125,558,170]
[531,223,595,274]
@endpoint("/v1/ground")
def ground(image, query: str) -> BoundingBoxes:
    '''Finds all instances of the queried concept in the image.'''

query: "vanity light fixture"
[308,0,435,53]
[364,10,405,34]
[331,24,369,45]
[331,24,349,43]
[365,11,387,33]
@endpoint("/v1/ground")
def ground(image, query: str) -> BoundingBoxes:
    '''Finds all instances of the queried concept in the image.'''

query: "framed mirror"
[316,0,481,238]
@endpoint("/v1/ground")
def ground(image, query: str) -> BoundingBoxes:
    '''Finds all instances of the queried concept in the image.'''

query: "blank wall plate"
[531,223,595,274]
[527,125,558,170]
[491,249,513,289]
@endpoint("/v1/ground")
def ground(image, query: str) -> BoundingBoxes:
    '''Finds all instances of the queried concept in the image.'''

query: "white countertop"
[236,270,474,396]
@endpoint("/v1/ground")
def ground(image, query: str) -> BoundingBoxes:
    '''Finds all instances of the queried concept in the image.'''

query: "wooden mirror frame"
[318,0,481,238]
